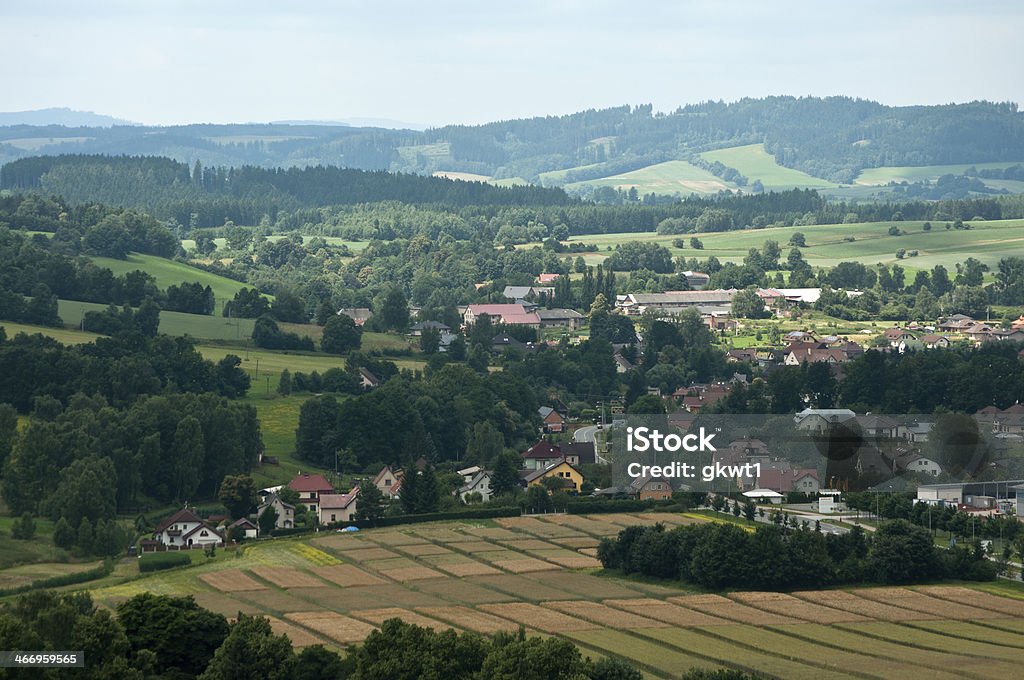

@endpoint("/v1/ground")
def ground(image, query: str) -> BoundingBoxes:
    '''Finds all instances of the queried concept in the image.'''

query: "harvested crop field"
[494,558,559,573]
[332,547,399,561]
[479,603,600,633]
[606,598,729,626]
[379,566,446,582]
[546,600,666,628]
[250,566,324,589]
[416,606,520,633]
[852,588,1005,619]
[286,611,378,644]
[670,594,798,624]
[730,591,869,623]
[266,615,325,647]
[351,607,454,631]
[794,589,938,621]
[311,564,386,587]
[200,569,267,592]
[86,514,1024,680]
[917,585,1024,616]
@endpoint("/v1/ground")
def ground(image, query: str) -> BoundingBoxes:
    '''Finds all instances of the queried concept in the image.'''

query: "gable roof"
[561,441,596,465]
[229,517,258,529]
[459,471,492,494]
[320,487,360,510]
[259,492,295,512]
[288,473,334,493]
[522,458,582,484]
[155,508,204,534]
[522,440,563,460]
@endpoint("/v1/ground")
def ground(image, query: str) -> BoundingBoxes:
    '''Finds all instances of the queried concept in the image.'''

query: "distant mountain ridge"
[1,98,1022,190]
[0,107,136,127]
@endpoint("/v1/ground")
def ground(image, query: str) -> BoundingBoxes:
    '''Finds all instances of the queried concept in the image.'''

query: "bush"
[139,552,192,573]
[0,559,113,597]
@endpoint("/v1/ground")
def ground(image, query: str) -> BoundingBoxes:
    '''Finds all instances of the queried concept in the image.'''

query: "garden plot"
[908,620,1024,648]
[605,598,730,626]
[286,611,378,645]
[729,591,869,623]
[192,592,264,616]
[528,550,602,569]
[311,564,386,587]
[710,624,945,680]
[495,516,582,538]
[350,607,455,632]
[546,515,622,536]
[333,547,400,562]
[546,600,667,628]
[837,621,1024,664]
[494,558,561,573]
[785,622,1021,678]
[363,557,419,572]
[378,566,447,582]
[852,588,1005,619]
[472,549,532,563]
[458,526,520,540]
[362,531,430,547]
[530,572,646,599]
[669,594,798,624]
[499,538,562,551]
[312,535,372,550]
[237,589,316,613]
[433,561,501,577]
[479,603,599,633]
[416,579,516,604]
[564,629,721,677]
[916,586,1024,617]
[406,527,477,543]
[266,615,326,647]
[397,543,453,556]
[794,590,938,621]
[200,569,267,592]
[250,566,324,589]
[300,584,449,612]
[416,606,520,634]
[599,513,669,527]
[640,627,855,680]
[449,540,503,553]
[469,574,586,601]
[546,536,600,549]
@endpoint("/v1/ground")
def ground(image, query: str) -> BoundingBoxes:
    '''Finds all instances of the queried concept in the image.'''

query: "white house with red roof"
[521,440,565,471]
[319,487,360,525]
[287,473,335,514]
[154,508,224,549]
[463,304,541,328]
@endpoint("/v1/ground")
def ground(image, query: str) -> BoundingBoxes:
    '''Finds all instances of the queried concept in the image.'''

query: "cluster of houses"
[726,331,866,368]
[144,473,361,551]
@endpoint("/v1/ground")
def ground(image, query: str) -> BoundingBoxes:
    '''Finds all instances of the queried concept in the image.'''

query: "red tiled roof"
[288,473,334,493]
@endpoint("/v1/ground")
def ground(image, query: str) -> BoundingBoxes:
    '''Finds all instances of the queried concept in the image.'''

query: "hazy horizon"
[2,0,1022,128]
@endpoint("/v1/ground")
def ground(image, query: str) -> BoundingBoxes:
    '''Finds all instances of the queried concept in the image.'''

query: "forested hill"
[0,155,574,225]
[1,97,1022,185]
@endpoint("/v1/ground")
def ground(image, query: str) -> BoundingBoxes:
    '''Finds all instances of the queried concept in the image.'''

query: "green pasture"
[87,253,252,304]
[567,218,1024,270]
[0,320,101,344]
[564,160,735,196]
[700,144,838,190]
[538,162,606,184]
[856,161,1024,185]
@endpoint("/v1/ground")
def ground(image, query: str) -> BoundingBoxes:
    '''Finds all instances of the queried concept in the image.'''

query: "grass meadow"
[7,512,1016,680]
[564,160,735,196]
[699,144,839,190]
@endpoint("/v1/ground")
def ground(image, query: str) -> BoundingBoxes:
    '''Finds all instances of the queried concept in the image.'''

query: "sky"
[1,0,1021,127]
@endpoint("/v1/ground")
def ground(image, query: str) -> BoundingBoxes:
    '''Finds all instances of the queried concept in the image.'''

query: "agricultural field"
[566,218,1024,272]
[564,160,736,196]
[855,161,1024,186]
[699,144,839,190]
[65,513,1024,679]
[87,253,252,305]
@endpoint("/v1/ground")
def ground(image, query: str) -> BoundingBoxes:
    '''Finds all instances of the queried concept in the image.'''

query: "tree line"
[597,519,995,590]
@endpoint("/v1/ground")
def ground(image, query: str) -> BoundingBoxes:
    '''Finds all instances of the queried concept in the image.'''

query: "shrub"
[139,552,192,573]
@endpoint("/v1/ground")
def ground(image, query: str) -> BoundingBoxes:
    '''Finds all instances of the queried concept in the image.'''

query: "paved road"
[574,425,598,443]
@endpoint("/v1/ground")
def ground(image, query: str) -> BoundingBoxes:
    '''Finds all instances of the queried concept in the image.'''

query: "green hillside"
[700,144,839,190]
[856,161,1024,185]
[88,253,252,306]
[564,160,736,195]
[569,218,1024,271]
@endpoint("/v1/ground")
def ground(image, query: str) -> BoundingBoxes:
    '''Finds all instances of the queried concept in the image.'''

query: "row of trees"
[598,520,995,589]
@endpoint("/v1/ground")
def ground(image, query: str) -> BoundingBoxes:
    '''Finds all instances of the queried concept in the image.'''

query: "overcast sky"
[2,0,1021,127]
